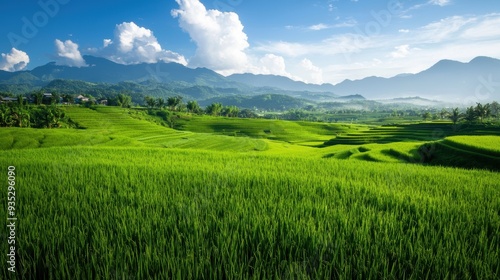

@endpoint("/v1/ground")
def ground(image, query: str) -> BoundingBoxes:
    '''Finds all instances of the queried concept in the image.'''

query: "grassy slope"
[420,135,500,171]
[0,107,269,152]
[3,107,498,166]
[175,114,367,146]
[443,135,500,156]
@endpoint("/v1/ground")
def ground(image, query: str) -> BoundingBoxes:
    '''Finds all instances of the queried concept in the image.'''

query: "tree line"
[144,95,256,118]
[423,102,500,124]
[0,102,74,128]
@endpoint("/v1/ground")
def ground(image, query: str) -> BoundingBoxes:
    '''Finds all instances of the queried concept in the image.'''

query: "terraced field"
[174,114,366,146]
[420,135,500,171]
[0,107,268,152]
[443,136,500,156]
[1,105,499,279]
[325,123,500,145]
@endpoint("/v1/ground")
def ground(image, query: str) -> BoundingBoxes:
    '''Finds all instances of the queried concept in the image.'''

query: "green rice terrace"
[1,106,499,279]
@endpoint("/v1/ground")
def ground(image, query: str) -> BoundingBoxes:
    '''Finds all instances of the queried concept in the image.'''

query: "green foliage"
[200,93,311,111]
[0,103,71,128]
[186,100,201,114]
[475,102,491,123]
[206,102,223,116]
[109,93,132,108]
[449,107,461,124]
[422,111,432,121]
[167,95,183,111]
[465,106,477,123]
[32,105,67,128]
[222,105,239,117]
[491,101,499,118]
[144,96,156,108]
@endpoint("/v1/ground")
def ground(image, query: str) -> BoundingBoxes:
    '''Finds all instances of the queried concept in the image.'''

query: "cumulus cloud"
[171,0,250,74]
[55,39,87,67]
[0,48,30,72]
[96,22,187,66]
[299,59,324,84]
[258,54,290,77]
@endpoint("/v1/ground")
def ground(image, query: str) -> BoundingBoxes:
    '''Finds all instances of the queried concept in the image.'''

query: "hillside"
[1,56,500,104]
[227,73,337,93]
[199,94,313,111]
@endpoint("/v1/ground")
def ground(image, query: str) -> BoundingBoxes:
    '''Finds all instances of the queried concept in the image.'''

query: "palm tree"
[33,91,44,105]
[490,101,499,119]
[167,96,182,111]
[422,112,432,121]
[156,98,165,109]
[464,106,477,123]
[439,109,449,120]
[223,106,239,117]
[475,103,491,123]
[144,96,156,108]
[449,108,461,125]
[206,103,223,116]
[16,94,25,107]
[187,100,200,114]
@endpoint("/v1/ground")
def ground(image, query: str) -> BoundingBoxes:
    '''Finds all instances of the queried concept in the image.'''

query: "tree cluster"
[144,96,243,118]
[0,103,71,128]
[447,102,499,124]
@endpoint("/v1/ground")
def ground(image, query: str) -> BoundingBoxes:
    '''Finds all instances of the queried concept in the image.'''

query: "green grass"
[418,136,500,171]
[1,106,499,279]
[174,114,364,146]
[443,136,500,157]
[1,147,499,279]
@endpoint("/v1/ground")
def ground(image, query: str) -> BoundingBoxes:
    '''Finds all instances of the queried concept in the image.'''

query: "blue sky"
[1,0,499,84]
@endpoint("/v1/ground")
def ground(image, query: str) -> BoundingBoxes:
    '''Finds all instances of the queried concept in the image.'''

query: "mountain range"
[1,55,499,104]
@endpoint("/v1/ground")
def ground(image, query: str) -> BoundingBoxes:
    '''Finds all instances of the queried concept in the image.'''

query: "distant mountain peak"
[227,73,336,93]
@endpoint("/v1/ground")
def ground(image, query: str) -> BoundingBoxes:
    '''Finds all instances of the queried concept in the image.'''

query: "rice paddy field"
[1,106,499,279]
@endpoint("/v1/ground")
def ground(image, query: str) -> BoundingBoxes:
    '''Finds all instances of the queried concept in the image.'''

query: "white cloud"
[461,14,500,39]
[256,33,374,58]
[309,23,329,31]
[254,13,500,84]
[171,0,249,74]
[0,48,29,72]
[402,0,452,18]
[299,59,324,84]
[95,22,187,66]
[417,16,476,43]
[429,0,451,6]
[390,44,411,58]
[55,39,87,67]
[257,54,290,77]
[103,39,113,48]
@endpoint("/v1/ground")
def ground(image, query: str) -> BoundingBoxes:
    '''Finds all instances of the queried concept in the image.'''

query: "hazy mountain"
[333,56,500,102]
[377,96,445,107]
[28,55,241,88]
[199,94,312,111]
[1,56,499,104]
[227,73,337,93]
